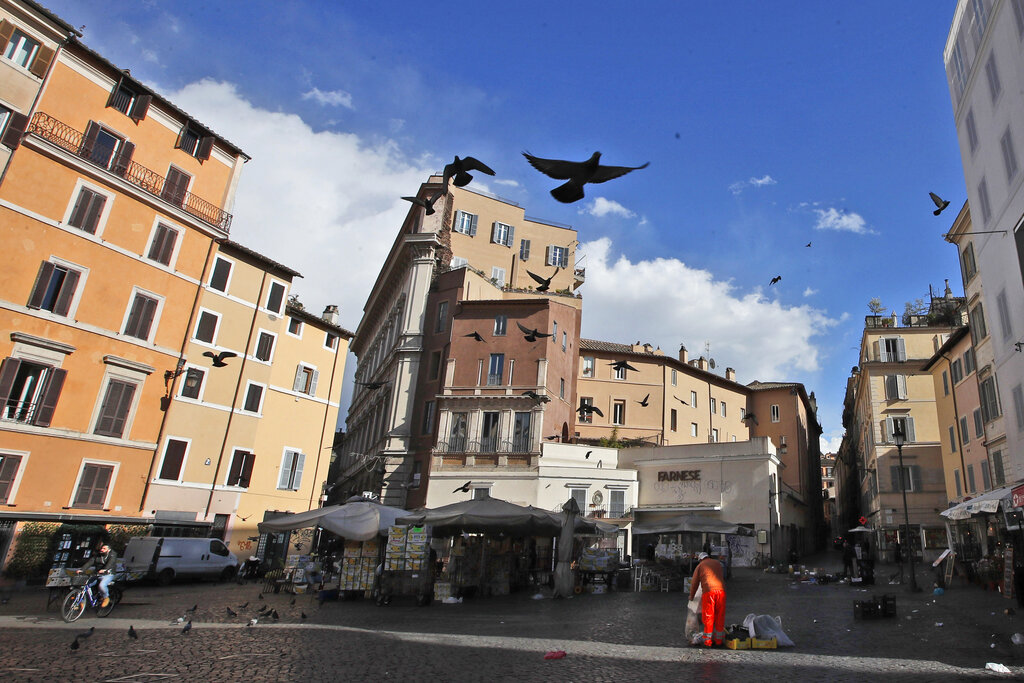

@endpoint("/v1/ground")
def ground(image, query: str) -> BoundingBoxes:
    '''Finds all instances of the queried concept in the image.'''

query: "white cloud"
[581,197,635,218]
[729,174,777,194]
[579,238,837,381]
[494,178,521,188]
[813,207,874,235]
[820,431,843,455]
[302,87,355,109]
[803,287,817,297]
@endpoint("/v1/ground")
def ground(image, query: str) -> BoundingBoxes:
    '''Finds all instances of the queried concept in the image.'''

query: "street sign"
[1011,484,1024,509]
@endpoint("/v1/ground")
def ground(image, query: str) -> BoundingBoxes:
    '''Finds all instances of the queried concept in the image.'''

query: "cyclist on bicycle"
[77,543,118,608]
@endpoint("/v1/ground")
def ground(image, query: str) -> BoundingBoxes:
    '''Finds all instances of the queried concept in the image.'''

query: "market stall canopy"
[848,526,872,533]
[631,514,754,536]
[939,484,1016,520]
[396,497,615,536]
[257,498,409,541]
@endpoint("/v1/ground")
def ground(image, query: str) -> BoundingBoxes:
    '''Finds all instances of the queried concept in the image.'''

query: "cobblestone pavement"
[1,551,1023,681]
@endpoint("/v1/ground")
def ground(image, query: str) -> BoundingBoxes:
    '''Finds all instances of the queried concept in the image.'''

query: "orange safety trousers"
[700,589,726,646]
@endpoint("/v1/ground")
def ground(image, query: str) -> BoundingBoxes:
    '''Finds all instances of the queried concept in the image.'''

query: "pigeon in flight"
[929,192,950,216]
[356,381,388,390]
[128,625,139,640]
[522,151,649,204]
[453,480,472,493]
[584,450,593,459]
[526,268,559,292]
[517,322,553,342]
[742,413,759,426]
[577,401,604,420]
[769,275,782,286]
[805,241,812,248]
[522,390,550,403]
[609,360,639,372]
[673,395,689,406]
[636,393,650,407]
[402,190,445,215]
[465,331,485,342]
[443,156,496,188]
[203,350,237,367]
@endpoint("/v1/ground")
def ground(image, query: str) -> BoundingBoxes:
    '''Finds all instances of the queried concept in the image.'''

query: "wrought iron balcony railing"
[27,112,233,233]
[434,439,539,455]
[2,399,38,424]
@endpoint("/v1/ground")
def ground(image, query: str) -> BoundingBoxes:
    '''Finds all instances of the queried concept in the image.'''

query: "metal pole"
[896,442,920,592]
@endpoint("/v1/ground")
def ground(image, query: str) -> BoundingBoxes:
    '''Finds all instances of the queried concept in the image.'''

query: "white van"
[123,537,238,585]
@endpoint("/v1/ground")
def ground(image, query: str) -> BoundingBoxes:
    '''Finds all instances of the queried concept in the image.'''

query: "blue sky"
[46,1,966,451]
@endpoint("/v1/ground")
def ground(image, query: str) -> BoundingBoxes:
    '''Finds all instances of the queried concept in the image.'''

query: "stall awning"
[631,514,754,536]
[940,485,1016,520]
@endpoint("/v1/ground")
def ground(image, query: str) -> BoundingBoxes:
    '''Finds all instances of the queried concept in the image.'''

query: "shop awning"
[631,514,754,536]
[940,485,1016,520]
[257,497,410,540]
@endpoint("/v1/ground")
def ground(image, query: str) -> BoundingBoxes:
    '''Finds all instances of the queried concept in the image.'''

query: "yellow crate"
[751,637,777,650]
[725,638,750,650]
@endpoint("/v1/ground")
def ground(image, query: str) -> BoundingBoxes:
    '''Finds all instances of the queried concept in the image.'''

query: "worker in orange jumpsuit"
[688,551,726,647]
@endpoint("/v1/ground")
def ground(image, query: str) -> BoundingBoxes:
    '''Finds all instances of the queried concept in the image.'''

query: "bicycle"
[61,573,124,623]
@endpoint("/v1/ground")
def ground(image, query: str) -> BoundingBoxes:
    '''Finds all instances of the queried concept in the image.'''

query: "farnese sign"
[657,470,701,482]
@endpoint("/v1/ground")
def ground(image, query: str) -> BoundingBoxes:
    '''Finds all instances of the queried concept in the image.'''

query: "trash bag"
[684,585,703,645]
[742,613,795,647]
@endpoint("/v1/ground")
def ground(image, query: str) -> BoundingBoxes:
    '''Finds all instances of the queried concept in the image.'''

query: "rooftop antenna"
[704,341,717,371]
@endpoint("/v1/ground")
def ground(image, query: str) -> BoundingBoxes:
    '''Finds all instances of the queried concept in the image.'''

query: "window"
[158,438,188,481]
[949,425,957,453]
[487,353,504,386]
[481,412,500,452]
[428,351,441,381]
[491,221,514,247]
[670,409,677,431]
[422,400,435,435]
[108,79,151,121]
[435,301,448,334]
[546,245,569,267]
[890,464,921,493]
[970,0,990,39]
[614,366,626,380]
[288,317,303,337]
[175,125,211,160]
[193,310,219,344]
[242,382,264,413]
[996,290,1013,341]
[277,450,305,491]
[94,379,136,438]
[293,364,319,396]
[147,223,179,266]
[582,357,595,377]
[452,210,477,236]
[1001,128,1018,182]
[977,177,992,226]
[974,408,984,438]
[721,402,726,417]
[450,256,468,269]
[690,423,698,437]
[0,358,65,427]
[27,261,81,317]
[266,281,286,314]
[67,187,107,234]
[984,53,1001,103]
[691,391,698,407]
[942,371,949,396]
[710,397,717,414]
[879,337,906,362]
[612,400,625,425]
[494,315,507,336]
[123,291,159,341]
[472,487,491,500]
[993,449,1006,485]
[960,416,970,445]
[671,369,677,386]
[227,449,254,488]
[559,378,565,399]
[408,461,422,489]
[579,397,594,423]
[161,166,191,207]
[562,331,567,351]
[491,267,506,286]
[72,463,114,508]
[965,109,979,154]
[3,26,38,68]
[770,404,780,422]
[255,331,275,362]
[964,348,976,375]
[950,359,963,385]
[209,257,232,292]
[980,376,1001,422]
[886,415,915,442]
[570,488,587,513]
[954,469,962,497]
[0,453,24,504]
[1013,384,1024,432]
[950,39,968,96]
[711,428,719,443]
[969,302,987,340]
[609,490,625,518]
[961,243,977,283]
[982,461,991,490]
[82,122,131,173]
[966,464,976,493]
[449,413,468,451]
[519,239,530,261]
[325,332,339,351]
[553,322,557,337]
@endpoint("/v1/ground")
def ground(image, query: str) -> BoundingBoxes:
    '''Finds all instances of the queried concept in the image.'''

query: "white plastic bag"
[742,613,795,647]
[684,585,703,644]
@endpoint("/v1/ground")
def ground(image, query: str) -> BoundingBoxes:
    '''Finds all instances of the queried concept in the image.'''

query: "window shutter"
[469,213,477,236]
[1,111,28,149]
[240,452,254,488]
[883,416,892,442]
[197,136,213,161]
[292,452,305,490]
[278,451,295,489]
[27,261,55,309]
[896,337,907,362]
[309,370,319,396]
[546,246,553,266]
[490,221,498,244]
[54,268,80,316]
[28,44,54,78]
[890,466,901,491]
[507,225,515,247]
[0,454,21,502]
[910,465,921,492]
[292,365,305,392]
[561,249,569,267]
[105,77,122,109]
[227,450,243,486]
[906,417,916,442]
[873,340,883,362]
[80,121,100,160]
[129,94,152,122]
[33,367,66,427]
[0,357,23,406]
[453,210,464,232]
[897,375,907,399]
[0,20,14,49]
[111,140,135,177]
[159,439,187,480]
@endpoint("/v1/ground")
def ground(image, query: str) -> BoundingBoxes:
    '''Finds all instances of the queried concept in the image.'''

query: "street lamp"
[892,423,920,592]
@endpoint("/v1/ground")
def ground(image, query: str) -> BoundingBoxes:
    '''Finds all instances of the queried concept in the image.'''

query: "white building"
[944,0,1024,483]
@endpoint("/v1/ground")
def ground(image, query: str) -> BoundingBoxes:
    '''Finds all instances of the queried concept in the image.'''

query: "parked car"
[123,537,238,585]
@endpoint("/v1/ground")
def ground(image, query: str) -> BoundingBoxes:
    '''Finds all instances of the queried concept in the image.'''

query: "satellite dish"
[709,358,717,369]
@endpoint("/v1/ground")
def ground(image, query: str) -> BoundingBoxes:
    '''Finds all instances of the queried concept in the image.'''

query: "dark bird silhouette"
[301,611,308,620]
[271,609,280,621]
[577,401,604,420]
[128,624,138,640]
[609,360,639,372]
[442,156,496,188]
[1014,342,1023,353]
[522,151,649,204]
[517,322,553,342]
[637,393,650,407]
[77,627,95,640]
[238,602,249,609]
[356,380,388,391]
[805,242,812,248]
[181,620,192,634]
[255,604,266,613]
[526,268,559,292]
[186,604,198,613]
[257,593,264,600]
[673,395,689,406]
[465,331,485,342]
[453,480,472,493]
[522,390,550,403]
[70,637,80,651]
[929,192,951,216]
[585,450,593,459]
[742,412,759,426]
[226,607,237,617]
[545,435,560,440]
[202,350,237,367]
[402,189,445,215]
[769,275,782,286]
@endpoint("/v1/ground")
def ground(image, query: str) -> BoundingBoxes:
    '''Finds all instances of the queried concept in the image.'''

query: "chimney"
[322,304,339,324]
[697,356,708,371]
[944,279,953,299]
[725,367,735,382]
[678,344,688,363]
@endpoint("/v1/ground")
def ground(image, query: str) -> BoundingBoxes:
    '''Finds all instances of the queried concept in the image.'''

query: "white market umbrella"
[848,526,872,533]
[258,499,409,541]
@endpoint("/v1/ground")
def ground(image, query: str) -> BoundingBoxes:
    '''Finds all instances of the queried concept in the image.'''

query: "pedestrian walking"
[842,540,855,577]
[688,551,726,647]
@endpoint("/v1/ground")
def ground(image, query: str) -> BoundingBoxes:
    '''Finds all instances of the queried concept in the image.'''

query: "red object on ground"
[543,650,567,660]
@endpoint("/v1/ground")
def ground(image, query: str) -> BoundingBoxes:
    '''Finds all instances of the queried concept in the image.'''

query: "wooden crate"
[751,637,777,649]
[725,637,750,650]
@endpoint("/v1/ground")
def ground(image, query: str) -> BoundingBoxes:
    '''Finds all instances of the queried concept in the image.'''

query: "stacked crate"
[339,539,378,592]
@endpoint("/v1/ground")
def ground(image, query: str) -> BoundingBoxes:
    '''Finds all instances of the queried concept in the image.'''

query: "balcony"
[1,399,38,424]
[27,112,233,233]
[588,506,633,520]
[433,439,538,468]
